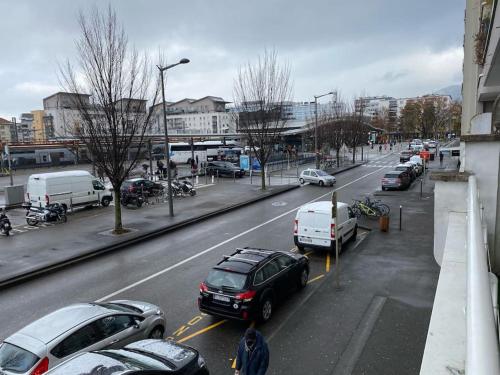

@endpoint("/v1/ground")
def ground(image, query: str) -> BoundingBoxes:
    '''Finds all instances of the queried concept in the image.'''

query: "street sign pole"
[5,144,13,186]
[332,191,340,289]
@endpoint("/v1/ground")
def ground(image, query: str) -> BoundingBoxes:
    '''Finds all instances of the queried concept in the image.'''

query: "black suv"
[198,247,309,322]
[206,161,245,177]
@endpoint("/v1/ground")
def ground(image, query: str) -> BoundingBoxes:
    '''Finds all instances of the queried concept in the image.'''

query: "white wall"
[464,141,500,270]
[433,181,468,265]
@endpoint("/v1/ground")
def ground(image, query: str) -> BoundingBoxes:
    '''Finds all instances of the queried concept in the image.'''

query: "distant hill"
[434,84,462,102]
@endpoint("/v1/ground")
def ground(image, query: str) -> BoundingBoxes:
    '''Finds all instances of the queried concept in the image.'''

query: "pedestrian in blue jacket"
[235,328,269,375]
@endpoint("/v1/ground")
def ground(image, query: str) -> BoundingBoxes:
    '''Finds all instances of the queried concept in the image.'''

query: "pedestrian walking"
[439,151,444,167]
[384,143,387,151]
[235,328,269,375]
[378,144,382,153]
[169,159,178,179]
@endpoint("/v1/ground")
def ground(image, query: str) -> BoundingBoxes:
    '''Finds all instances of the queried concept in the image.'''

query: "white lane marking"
[96,167,387,302]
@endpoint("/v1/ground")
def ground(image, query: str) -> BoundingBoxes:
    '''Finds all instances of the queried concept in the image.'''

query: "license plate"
[300,236,312,243]
[213,294,230,302]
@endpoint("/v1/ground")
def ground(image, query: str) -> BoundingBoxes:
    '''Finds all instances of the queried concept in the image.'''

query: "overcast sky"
[0,0,464,120]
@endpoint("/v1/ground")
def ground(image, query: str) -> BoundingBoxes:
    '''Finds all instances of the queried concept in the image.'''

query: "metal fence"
[466,175,500,374]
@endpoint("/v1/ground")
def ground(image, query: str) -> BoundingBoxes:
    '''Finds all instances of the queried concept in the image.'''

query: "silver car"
[299,169,336,186]
[0,300,166,375]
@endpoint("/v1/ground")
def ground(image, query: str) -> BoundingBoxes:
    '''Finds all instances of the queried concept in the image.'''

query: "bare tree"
[60,6,159,233]
[233,50,293,189]
[317,98,348,167]
[344,99,368,164]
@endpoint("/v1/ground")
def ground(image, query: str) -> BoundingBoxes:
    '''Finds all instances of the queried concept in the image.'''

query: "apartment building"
[420,0,500,373]
[149,96,236,135]
[0,117,13,144]
[43,92,91,139]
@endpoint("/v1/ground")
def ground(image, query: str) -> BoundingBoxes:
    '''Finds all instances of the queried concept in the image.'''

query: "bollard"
[70,197,74,213]
[250,168,253,184]
[217,170,219,183]
[399,205,402,231]
[233,171,236,183]
[420,178,423,198]
[211,175,214,184]
[196,176,199,185]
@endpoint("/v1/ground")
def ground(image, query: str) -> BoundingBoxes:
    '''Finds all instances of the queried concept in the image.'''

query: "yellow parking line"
[307,274,325,284]
[231,321,256,369]
[177,319,227,343]
[304,250,314,257]
[326,253,331,273]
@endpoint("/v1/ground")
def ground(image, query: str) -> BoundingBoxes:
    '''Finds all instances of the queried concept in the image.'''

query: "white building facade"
[149,96,236,135]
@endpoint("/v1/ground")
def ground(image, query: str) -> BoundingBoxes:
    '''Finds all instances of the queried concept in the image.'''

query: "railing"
[466,175,500,374]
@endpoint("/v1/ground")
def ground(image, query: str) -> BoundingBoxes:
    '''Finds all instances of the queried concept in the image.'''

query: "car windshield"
[315,170,330,176]
[206,269,248,290]
[0,342,39,373]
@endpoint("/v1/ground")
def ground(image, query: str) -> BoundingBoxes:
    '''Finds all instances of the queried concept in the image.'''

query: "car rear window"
[0,342,39,373]
[395,167,407,171]
[384,174,400,178]
[206,269,248,290]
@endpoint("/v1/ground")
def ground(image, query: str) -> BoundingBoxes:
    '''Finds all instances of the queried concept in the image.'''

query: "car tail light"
[30,357,49,375]
[128,185,135,192]
[294,219,298,234]
[199,282,208,293]
[242,311,249,320]
[382,178,388,183]
[44,194,49,205]
[331,223,336,239]
[235,290,256,302]
[396,178,401,183]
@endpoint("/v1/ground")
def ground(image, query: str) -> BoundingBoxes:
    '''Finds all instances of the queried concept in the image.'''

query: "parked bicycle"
[351,197,390,218]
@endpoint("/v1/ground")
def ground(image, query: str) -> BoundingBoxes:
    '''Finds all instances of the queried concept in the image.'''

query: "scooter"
[0,212,12,236]
[180,180,196,196]
[120,192,145,208]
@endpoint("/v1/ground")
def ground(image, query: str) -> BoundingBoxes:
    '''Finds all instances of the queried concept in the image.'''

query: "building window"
[212,116,217,133]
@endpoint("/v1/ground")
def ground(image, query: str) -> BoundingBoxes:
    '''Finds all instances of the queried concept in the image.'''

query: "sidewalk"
[0,182,297,288]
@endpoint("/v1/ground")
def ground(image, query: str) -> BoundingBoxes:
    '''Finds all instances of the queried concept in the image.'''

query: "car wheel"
[299,178,305,184]
[298,268,309,289]
[136,200,143,208]
[332,238,342,254]
[190,190,196,196]
[260,296,273,322]
[297,244,305,253]
[319,180,324,187]
[61,214,67,223]
[148,326,164,339]
[101,197,111,207]
[382,186,386,191]
[351,226,358,242]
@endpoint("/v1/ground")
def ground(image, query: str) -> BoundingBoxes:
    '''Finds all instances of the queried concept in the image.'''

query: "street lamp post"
[158,58,190,217]
[314,91,335,169]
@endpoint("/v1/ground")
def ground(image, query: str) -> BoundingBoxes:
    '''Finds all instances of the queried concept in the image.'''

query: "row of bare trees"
[314,98,369,166]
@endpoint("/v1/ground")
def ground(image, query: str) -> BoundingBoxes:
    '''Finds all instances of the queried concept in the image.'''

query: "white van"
[26,170,113,210]
[293,201,357,253]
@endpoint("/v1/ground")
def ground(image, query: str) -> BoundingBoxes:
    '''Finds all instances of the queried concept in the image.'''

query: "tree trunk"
[336,149,340,167]
[352,146,356,164]
[113,189,123,233]
[261,163,266,190]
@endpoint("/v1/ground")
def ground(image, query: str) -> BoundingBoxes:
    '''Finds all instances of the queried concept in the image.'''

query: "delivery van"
[26,170,113,210]
[293,201,357,253]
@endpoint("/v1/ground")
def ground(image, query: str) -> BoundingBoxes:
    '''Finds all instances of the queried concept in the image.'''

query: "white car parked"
[299,169,336,186]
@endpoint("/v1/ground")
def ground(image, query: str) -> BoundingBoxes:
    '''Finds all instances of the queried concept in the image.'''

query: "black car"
[394,164,416,181]
[206,161,245,177]
[198,247,309,322]
[121,178,164,197]
[45,339,209,375]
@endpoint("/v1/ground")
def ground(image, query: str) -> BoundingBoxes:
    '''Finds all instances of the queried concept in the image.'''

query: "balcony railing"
[466,175,500,374]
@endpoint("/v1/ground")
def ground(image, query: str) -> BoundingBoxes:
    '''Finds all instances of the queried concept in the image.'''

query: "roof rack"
[236,247,275,254]
[222,254,259,266]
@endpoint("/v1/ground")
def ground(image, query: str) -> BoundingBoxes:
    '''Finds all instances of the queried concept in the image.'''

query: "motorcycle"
[171,180,196,197]
[120,193,145,208]
[0,212,12,236]
[25,202,67,226]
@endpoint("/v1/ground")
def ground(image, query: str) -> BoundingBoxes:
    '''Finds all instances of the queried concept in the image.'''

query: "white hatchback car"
[299,169,336,186]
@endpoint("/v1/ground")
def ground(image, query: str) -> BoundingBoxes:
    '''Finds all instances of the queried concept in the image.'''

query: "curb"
[0,184,300,290]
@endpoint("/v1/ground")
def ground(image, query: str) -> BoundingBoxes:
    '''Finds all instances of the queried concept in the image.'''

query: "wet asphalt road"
[0,152,412,374]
